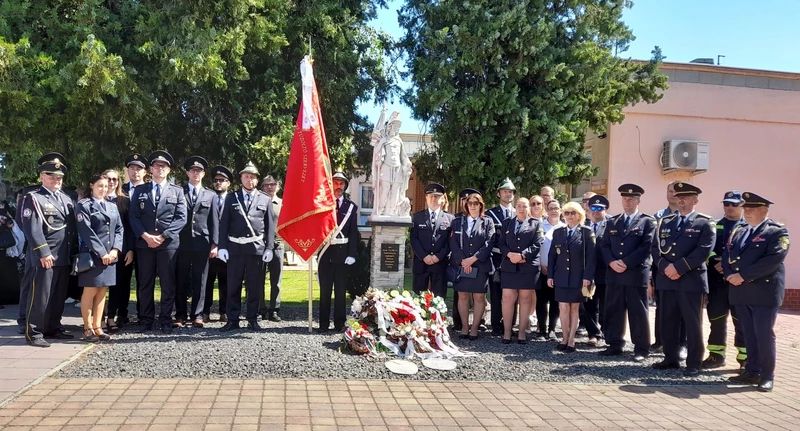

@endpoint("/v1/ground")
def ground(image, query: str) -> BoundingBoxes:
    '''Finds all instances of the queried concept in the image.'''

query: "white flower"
[389,290,399,298]
[402,291,411,298]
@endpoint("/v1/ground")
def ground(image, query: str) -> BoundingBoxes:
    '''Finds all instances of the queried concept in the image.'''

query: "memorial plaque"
[380,243,400,272]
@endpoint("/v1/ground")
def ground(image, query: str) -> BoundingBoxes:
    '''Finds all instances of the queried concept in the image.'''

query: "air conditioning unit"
[660,140,710,174]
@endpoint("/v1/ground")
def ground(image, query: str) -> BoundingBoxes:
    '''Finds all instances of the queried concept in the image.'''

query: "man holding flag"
[277,55,340,332]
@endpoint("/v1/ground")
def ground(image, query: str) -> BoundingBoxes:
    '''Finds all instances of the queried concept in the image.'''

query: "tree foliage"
[399,0,668,197]
[0,0,394,190]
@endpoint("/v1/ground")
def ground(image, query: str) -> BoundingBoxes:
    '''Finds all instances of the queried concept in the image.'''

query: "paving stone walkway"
[1,306,799,430]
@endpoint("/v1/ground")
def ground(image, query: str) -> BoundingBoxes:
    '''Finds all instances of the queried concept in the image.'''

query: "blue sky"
[357,0,800,133]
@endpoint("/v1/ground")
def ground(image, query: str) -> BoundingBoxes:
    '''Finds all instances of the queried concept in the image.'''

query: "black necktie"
[567,228,573,242]
[430,211,436,225]
[515,220,520,234]
[336,199,341,211]
[100,200,106,212]
[191,188,198,205]
[244,192,251,211]
[677,215,685,231]
[623,216,630,230]
[593,223,598,234]
[154,184,161,203]
[217,195,223,211]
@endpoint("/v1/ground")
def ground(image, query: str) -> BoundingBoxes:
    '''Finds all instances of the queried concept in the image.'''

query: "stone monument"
[368,105,413,290]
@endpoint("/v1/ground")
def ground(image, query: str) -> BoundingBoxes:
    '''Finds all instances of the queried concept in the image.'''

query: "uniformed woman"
[103,168,135,331]
[547,202,596,353]
[76,174,123,342]
[498,198,544,344]
[449,192,494,340]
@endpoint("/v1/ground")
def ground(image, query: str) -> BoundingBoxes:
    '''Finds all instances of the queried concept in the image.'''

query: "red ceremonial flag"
[277,56,337,261]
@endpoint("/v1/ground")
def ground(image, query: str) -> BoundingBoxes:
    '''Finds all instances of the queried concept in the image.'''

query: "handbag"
[0,226,15,249]
[460,267,478,279]
[71,252,95,276]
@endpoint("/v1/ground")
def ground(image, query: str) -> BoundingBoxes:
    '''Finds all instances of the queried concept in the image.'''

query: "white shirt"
[540,221,566,266]
[466,216,478,236]
[428,208,439,223]
[500,204,514,219]
[152,179,168,202]
[541,218,563,234]
[622,210,639,226]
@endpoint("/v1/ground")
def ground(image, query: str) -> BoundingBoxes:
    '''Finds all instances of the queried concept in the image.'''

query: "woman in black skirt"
[76,174,123,342]
[547,202,595,352]
[498,198,543,344]
[103,168,135,331]
[449,193,494,340]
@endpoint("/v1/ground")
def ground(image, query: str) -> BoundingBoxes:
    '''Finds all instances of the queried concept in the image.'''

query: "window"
[358,184,373,226]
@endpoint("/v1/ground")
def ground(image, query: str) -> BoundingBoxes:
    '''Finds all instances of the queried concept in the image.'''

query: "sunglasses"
[212,178,228,183]
[563,211,578,216]
[589,205,605,212]
[107,178,119,182]
[531,202,542,206]
[723,202,741,207]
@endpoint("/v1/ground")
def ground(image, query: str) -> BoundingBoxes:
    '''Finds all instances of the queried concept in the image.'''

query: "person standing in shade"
[217,162,275,331]
[548,202,595,353]
[410,183,453,298]
[725,192,789,392]
[581,195,612,346]
[451,188,480,333]
[76,173,123,342]
[129,150,187,334]
[20,155,77,347]
[597,184,655,362]
[176,156,217,328]
[497,198,543,344]
[486,178,516,336]
[259,175,284,322]
[651,182,715,377]
[205,165,233,322]
[449,192,493,340]
[537,199,565,341]
[703,190,748,369]
[317,172,359,333]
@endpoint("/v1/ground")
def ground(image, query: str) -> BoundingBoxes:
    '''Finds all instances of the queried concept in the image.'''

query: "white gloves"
[263,250,274,263]
[345,256,356,265]
[217,249,229,262]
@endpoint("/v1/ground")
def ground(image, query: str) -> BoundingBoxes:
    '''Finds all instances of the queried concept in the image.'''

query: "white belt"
[228,236,262,245]
[330,237,349,245]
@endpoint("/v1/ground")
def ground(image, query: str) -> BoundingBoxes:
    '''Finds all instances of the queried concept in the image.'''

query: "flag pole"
[308,258,313,333]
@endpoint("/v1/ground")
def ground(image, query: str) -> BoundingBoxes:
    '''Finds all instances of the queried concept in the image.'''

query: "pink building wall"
[607,79,800,292]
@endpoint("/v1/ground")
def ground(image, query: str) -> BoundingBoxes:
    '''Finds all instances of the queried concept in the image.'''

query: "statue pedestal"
[367,216,413,290]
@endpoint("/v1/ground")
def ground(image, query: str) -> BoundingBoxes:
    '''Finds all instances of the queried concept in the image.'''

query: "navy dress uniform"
[724,192,789,392]
[704,190,747,369]
[206,165,233,321]
[451,188,480,331]
[498,216,544,289]
[597,184,655,359]
[108,153,147,327]
[176,156,217,326]
[218,162,275,330]
[548,224,595,303]
[318,172,359,332]
[76,197,124,287]
[21,158,77,346]
[581,195,611,340]
[15,152,68,334]
[410,183,454,298]
[449,213,495,293]
[129,151,188,331]
[486,177,516,335]
[651,182,716,375]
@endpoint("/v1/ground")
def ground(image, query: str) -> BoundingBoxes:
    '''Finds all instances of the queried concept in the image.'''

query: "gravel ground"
[58,307,730,385]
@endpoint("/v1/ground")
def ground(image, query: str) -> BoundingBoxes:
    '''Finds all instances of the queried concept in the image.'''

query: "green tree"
[0,0,394,190]
[399,0,668,198]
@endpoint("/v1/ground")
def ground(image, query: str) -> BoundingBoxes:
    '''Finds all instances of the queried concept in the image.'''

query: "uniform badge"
[779,236,790,250]
[661,239,666,247]
[47,216,54,224]
[23,208,32,218]
[140,202,145,209]
[556,248,561,255]
[77,213,84,222]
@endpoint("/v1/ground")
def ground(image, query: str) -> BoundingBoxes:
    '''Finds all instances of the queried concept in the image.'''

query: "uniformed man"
[175,156,217,328]
[259,175,284,322]
[703,190,747,369]
[651,182,715,376]
[107,153,148,328]
[129,150,187,333]
[20,155,78,347]
[15,153,68,335]
[451,188,479,332]
[581,195,612,345]
[486,178,516,336]
[597,184,655,362]
[205,165,233,322]
[725,192,789,392]
[217,162,275,331]
[317,172,359,333]
[410,183,453,298]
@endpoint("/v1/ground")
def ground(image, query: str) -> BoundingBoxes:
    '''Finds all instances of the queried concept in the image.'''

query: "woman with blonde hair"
[547,201,595,352]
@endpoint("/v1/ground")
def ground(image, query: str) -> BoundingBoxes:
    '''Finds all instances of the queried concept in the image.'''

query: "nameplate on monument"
[380,243,400,272]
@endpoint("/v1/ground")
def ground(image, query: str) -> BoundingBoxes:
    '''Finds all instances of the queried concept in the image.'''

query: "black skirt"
[501,271,540,290]
[555,286,585,303]
[78,259,117,288]
[454,270,488,293]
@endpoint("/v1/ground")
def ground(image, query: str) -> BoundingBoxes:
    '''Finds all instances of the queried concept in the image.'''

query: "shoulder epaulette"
[78,198,91,204]
[696,213,712,219]
[640,213,655,220]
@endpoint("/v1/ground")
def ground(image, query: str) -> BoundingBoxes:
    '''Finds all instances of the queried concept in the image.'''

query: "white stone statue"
[371,105,412,218]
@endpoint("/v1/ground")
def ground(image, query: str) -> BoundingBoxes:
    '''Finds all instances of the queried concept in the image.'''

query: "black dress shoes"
[28,338,51,348]
[683,367,700,377]
[598,348,623,357]
[44,330,74,340]
[501,338,512,344]
[267,312,281,322]
[220,321,241,332]
[564,346,576,354]
[650,343,663,354]
[555,343,567,351]
[652,360,681,370]
[632,354,648,363]
[160,325,173,335]
[315,327,330,334]
[249,321,263,331]
[728,371,761,385]
[758,379,774,392]
[138,324,154,333]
